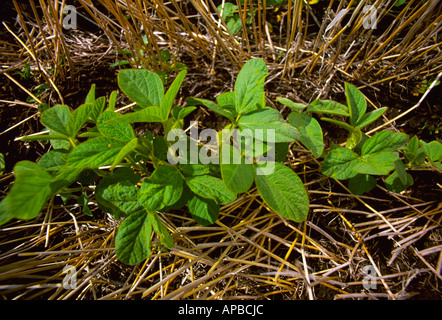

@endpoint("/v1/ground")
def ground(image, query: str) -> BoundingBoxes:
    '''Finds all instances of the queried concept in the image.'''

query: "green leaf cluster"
[217,2,257,34]
[188,58,309,223]
[2,58,438,268]
[0,60,310,266]
[297,83,441,195]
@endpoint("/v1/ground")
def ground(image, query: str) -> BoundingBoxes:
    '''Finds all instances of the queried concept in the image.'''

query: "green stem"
[68,137,78,148]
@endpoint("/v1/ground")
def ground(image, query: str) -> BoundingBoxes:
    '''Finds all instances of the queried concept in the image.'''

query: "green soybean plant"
[0,68,191,265]
[217,2,257,35]
[279,83,442,195]
[186,58,309,223]
[0,58,309,265]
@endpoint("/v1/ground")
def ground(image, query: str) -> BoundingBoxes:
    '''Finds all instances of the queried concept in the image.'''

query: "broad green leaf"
[7,163,81,223]
[163,184,192,211]
[67,103,91,137]
[218,1,245,35]
[238,108,300,142]
[0,196,13,226]
[362,131,408,155]
[115,209,152,265]
[234,58,268,114]
[97,111,135,142]
[7,161,53,219]
[88,96,106,123]
[138,166,184,211]
[49,129,71,150]
[153,136,169,160]
[277,97,307,112]
[321,147,359,179]
[219,136,255,193]
[355,107,387,128]
[216,91,235,108]
[78,192,93,217]
[172,106,197,120]
[178,106,197,119]
[346,126,362,150]
[433,162,442,171]
[219,2,238,20]
[257,91,266,109]
[385,170,413,193]
[419,140,442,163]
[404,135,419,162]
[37,149,68,173]
[149,165,183,185]
[85,84,96,104]
[288,113,323,157]
[101,181,143,218]
[188,194,220,226]
[226,14,242,34]
[13,161,78,210]
[394,159,408,185]
[240,140,288,162]
[110,137,138,170]
[106,90,117,112]
[307,99,349,117]
[274,142,290,162]
[109,106,165,123]
[255,162,309,222]
[67,99,105,137]
[186,97,235,121]
[221,161,255,194]
[353,150,395,175]
[161,69,187,118]
[95,168,141,217]
[40,105,70,136]
[413,150,427,167]
[67,136,125,168]
[216,92,238,117]
[11,160,43,175]
[345,83,366,126]
[137,182,167,211]
[150,212,174,248]
[348,174,377,195]
[118,69,164,108]
[185,175,237,204]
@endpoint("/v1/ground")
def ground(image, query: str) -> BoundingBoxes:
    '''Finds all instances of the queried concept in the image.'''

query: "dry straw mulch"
[0,0,441,300]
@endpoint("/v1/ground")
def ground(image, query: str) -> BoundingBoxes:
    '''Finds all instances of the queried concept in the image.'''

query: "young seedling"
[187,58,309,223]
[0,59,309,266]
[279,83,442,195]
[2,59,439,265]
